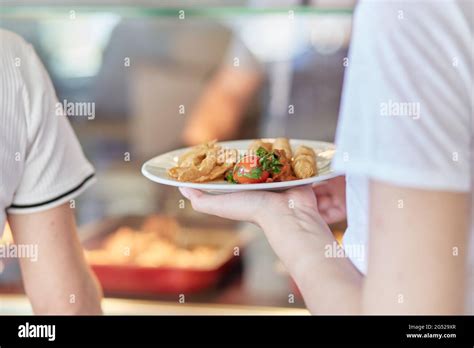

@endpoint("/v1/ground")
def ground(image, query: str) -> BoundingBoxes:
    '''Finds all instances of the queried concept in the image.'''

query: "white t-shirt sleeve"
[332,1,472,192]
[7,39,96,214]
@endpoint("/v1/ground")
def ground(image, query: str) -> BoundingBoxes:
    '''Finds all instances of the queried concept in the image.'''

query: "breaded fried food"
[197,147,218,175]
[177,140,216,167]
[168,166,201,182]
[168,141,236,182]
[141,215,180,241]
[85,217,221,269]
[217,147,238,165]
[272,137,292,158]
[193,162,233,182]
[248,139,272,154]
[292,145,317,179]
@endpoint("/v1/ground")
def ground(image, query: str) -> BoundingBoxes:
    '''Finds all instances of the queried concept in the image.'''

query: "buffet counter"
[0,211,344,314]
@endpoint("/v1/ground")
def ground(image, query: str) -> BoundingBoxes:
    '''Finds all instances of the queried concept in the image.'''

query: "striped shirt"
[0,29,95,231]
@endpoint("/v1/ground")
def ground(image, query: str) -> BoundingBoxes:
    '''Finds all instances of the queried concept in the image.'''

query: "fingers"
[287,185,318,206]
[312,182,330,197]
[179,187,271,223]
[317,195,333,211]
[179,185,320,227]
[179,187,203,201]
[311,178,347,224]
[322,207,344,224]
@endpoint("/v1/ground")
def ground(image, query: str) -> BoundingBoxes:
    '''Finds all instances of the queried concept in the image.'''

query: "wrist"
[256,209,336,274]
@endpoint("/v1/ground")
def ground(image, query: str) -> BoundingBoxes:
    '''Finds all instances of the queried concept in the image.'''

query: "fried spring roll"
[295,145,315,158]
[272,137,292,158]
[248,140,272,154]
[292,145,317,179]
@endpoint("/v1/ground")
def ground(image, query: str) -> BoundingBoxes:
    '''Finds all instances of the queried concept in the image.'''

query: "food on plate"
[85,215,222,270]
[168,140,236,182]
[268,148,297,182]
[292,145,317,179]
[227,145,297,184]
[248,139,272,154]
[231,155,270,184]
[272,137,293,158]
[167,137,319,184]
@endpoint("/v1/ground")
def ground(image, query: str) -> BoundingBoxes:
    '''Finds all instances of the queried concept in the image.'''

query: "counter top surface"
[0,294,309,315]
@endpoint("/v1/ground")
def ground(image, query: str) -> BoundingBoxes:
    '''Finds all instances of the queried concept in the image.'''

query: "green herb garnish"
[256,147,268,158]
[256,147,282,174]
[247,167,263,179]
[235,166,263,179]
[225,169,237,183]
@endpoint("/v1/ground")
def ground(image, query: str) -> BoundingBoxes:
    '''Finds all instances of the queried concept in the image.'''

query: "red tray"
[91,258,237,295]
[81,216,244,295]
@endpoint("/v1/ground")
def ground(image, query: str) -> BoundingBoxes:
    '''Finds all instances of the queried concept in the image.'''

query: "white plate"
[141,139,338,194]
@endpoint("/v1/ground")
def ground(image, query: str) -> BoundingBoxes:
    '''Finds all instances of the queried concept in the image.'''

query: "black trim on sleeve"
[9,173,95,209]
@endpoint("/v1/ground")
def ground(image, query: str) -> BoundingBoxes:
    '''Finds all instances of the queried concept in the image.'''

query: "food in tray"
[167,137,318,184]
[85,215,225,270]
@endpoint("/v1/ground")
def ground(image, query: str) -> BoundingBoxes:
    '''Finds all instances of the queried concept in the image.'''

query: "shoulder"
[0,29,32,56]
[355,0,471,35]
[0,29,41,92]
[0,30,35,127]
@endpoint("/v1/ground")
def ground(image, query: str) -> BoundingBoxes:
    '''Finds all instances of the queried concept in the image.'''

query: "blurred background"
[0,0,354,314]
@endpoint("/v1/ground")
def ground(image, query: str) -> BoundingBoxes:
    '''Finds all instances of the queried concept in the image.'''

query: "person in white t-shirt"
[0,30,102,314]
[180,0,473,314]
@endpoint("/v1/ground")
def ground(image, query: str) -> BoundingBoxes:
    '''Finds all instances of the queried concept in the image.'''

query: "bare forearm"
[292,242,363,314]
[183,68,262,144]
[212,67,262,110]
[18,242,103,314]
[8,204,103,315]
[259,217,363,314]
[29,268,102,315]
[181,187,365,314]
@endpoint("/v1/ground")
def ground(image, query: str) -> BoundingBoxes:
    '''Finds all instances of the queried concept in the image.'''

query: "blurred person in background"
[0,30,102,314]
[183,0,355,145]
[180,0,473,314]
